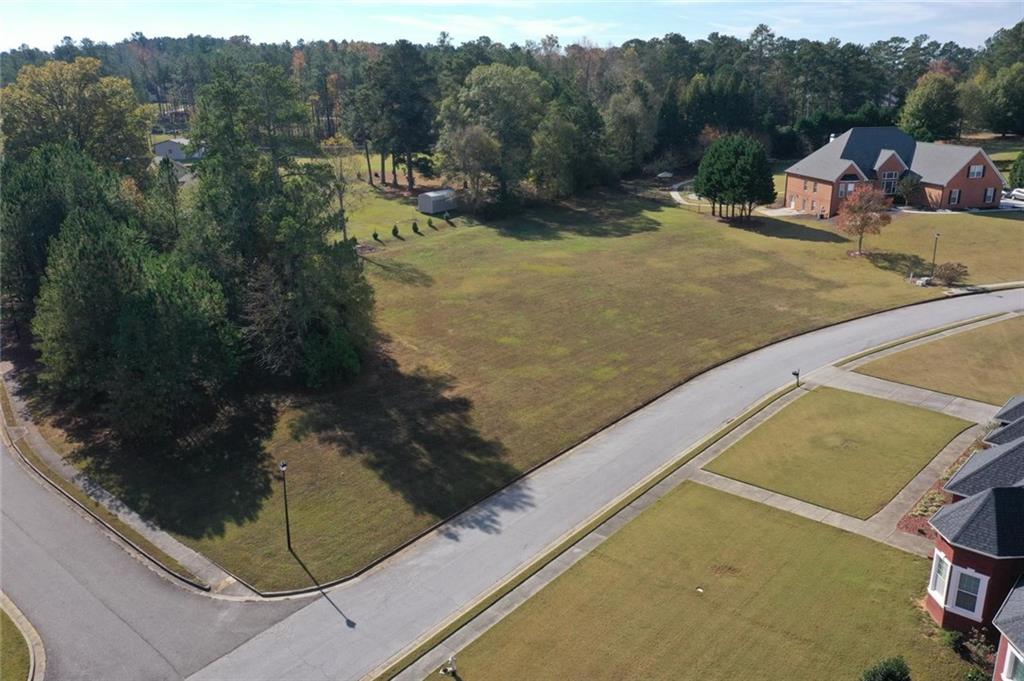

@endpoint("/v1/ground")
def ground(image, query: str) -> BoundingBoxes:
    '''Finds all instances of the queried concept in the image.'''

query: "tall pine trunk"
[364,142,373,186]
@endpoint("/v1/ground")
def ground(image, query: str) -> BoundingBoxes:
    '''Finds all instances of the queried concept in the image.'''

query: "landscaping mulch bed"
[897,440,982,540]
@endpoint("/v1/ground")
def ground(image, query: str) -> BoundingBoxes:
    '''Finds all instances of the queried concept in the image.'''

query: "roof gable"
[930,487,1024,558]
[996,395,1024,424]
[785,127,1000,186]
[995,577,1024,652]
[987,417,1024,446]
[944,438,1024,497]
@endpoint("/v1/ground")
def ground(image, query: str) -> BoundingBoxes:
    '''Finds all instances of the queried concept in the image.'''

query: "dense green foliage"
[693,134,775,218]
[899,72,959,141]
[1011,152,1024,189]
[4,22,1020,206]
[861,656,912,681]
[3,54,373,446]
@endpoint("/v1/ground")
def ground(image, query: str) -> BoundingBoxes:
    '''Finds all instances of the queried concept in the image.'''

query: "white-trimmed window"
[838,181,856,198]
[968,164,984,179]
[812,181,818,192]
[928,550,951,604]
[950,189,961,205]
[947,566,989,621]
[1003,644,1024,681]
[985,187,996,203]
[811,199,816,211]
[803,179,808,190]
[882,171,898,194]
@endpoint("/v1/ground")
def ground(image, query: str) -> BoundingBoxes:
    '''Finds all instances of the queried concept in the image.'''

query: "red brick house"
[994,578,1024,681]
[784,127,1006,217]
[926,487,1024,634]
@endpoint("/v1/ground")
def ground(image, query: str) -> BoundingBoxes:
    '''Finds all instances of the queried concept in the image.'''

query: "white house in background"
[153,137,202,161]
[417,189,457,215]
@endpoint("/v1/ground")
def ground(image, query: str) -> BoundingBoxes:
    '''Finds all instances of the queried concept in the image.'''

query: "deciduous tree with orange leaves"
[836,185,892,255]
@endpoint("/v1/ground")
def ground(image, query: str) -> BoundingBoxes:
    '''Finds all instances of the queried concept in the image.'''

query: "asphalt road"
[2,291,1021,681]
[0,448,307,681]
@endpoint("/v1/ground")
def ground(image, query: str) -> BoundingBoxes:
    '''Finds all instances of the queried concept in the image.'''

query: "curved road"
[3,291,1021,680]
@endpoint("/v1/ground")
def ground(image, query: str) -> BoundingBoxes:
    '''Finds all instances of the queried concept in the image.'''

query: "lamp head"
[279,461,288,473]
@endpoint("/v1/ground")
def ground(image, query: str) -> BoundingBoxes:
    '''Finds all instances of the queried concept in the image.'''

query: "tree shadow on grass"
[865,251,929,278]
[484,191,663,241]
[2,322,277,540]
[62,393,278,539]
[289,351,532,538]
[361,256,434,287]
[734,216,850,243]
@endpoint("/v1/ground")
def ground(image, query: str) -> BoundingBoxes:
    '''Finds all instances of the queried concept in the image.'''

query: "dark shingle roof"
[996,396,1024,425]
[784,127,1001,185]
[987,417,1024,446]
[944,438,1024,497]
[995,577,1024,652]
[929,487,1024,557]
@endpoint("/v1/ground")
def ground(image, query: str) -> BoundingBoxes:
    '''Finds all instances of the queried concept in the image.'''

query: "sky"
[3,1,1022,52]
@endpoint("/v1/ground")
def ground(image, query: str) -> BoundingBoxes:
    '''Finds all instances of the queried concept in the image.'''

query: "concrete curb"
[1,591,46,681]
[5,289,1021,601]
[0,389,212,594]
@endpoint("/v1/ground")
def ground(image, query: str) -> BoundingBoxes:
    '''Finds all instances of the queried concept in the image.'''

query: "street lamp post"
[931,232,940,278]
[279,461,291,551]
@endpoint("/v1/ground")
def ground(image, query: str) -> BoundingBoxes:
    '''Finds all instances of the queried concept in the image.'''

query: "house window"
[811,199,816,211]
[803,179,808,190]
[838,182,856,198]
[1004,645,1024,681]
[947,566,988,621]
[968,164,984,178]
[801,198,806,210]
[882,171,898,195]
[950,189,961,205]
[985,187,995,203]
[812,181,818,192]
[928,551,951,603]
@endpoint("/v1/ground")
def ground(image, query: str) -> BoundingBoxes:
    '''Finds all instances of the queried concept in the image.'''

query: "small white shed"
[417,189,457,215]
[153,137,201,161]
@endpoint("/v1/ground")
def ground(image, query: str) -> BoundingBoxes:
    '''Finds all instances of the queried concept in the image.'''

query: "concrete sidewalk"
[0,362,250,597]
[806,365,1000,423]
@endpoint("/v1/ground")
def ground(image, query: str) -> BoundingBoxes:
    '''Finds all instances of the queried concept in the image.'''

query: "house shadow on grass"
[289,351,532,539]
[733,216,850,243]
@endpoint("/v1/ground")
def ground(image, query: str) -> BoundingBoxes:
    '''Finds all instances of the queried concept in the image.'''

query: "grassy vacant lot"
[1,609,30,681]
[856,316,1024,405]
[706,387,971,518]
[35,188,1023,590]
[447,483,969,681]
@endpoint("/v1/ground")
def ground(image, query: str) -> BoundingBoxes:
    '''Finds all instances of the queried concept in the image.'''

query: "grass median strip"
[855,315,1024,405]
[705,387,972,518]
[444,482,968,681]
[1,609,30,681]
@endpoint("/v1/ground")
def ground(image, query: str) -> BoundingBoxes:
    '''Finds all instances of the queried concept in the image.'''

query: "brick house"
[995,578,1024,681]
[926,487,1024,635]
[784,127,1006,217]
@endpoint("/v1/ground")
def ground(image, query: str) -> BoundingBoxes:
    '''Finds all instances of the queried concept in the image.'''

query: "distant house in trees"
[925,395,1024,661]
[784,127,1005,216]
[417,189,457,215]
[153,137,202,161]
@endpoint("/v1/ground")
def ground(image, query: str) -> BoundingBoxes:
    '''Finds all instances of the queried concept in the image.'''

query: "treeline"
[3,22,1022,203]
[1,58,373,444]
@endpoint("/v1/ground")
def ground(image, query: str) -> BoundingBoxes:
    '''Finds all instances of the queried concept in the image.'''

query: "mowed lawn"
[705,388,971,518]
[446,483,970,681]
[856,316,1024,405]
[50,191,1023,590]
[1,610,30,681]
